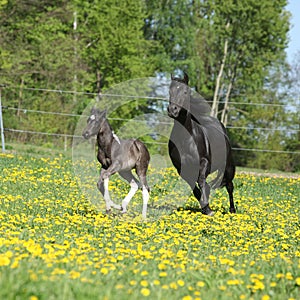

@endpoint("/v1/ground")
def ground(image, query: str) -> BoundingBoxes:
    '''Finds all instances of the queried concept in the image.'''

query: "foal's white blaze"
[142,186,149,219]
[121,180,139,213]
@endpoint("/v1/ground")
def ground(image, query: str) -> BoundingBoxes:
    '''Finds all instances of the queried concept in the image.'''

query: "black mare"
[82,108,150,218]
[167,73,236,216]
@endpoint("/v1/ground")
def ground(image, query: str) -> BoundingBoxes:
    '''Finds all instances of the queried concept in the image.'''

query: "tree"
[74,0,158,89]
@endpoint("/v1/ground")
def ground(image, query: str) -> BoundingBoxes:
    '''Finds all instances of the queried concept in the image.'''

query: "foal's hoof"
[120,207,127,214]
[201,205,215,216]
[106,209,112,214]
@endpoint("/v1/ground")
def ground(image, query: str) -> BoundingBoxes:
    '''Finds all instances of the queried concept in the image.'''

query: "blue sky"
[286,0,300,63]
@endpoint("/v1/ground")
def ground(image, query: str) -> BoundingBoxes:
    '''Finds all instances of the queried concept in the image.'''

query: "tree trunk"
[211,22,230,118]
[220,80,233,126]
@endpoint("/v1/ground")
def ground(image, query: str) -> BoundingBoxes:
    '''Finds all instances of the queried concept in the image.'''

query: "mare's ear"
[171,73,175,80]
[183,72,189,84]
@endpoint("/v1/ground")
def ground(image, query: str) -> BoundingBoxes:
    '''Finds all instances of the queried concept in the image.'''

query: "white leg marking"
[142,186,149,219]
[103,177,121,210]
[121,180,139,213]
[103,177,111,211]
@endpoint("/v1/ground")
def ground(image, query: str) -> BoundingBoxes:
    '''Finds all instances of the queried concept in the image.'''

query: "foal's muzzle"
[82,131,90,139]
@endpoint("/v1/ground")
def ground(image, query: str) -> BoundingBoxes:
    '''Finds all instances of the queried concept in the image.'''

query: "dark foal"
[167,73,236,216]
[82,108,150,218]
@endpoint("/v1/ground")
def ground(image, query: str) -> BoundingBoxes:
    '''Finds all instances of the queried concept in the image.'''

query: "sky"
[286,0,300,63]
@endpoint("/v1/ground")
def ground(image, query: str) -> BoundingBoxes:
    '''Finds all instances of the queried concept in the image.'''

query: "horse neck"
[96,120,114,155]
[175,110,193,132]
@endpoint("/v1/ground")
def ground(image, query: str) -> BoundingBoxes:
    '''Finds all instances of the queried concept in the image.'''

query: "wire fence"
[0,85,299,157]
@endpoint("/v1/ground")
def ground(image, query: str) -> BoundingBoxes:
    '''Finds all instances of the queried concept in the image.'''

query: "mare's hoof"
[201,205,215,216]
[230,207,236,213]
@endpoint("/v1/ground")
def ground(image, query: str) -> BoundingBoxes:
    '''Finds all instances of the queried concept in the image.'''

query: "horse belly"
[169,137,201,184]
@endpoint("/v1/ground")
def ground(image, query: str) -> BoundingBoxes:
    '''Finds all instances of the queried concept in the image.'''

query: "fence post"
[0,86,5,152]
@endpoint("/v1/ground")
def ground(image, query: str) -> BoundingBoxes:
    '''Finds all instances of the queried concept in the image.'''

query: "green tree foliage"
[0,0,298,170]
[73,0,159,87]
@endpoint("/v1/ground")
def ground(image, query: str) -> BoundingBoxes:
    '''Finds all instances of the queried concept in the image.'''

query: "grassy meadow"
[0,152,299,300]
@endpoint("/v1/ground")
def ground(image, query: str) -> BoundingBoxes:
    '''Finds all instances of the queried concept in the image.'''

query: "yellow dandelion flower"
[177,279,185,287]
[170,282,178,289]
[227,279,243,285]
[182,296,193,300]
[0,255,10,266]
[140,280,148,287]
[10,261,19,269]
[158,263,167,270]
[196,281,205,287]
[116,284,124,289]
[141,270,148,276]
[69,270,80,279]
[130,280,137,286]
[153,279,160,285]
[100,268,109,275]
[140,288,150,297]
[295,277,300,286]
[261,295,270,300]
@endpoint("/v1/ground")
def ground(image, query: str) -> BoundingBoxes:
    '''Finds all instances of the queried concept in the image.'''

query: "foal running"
[82,108,150,218]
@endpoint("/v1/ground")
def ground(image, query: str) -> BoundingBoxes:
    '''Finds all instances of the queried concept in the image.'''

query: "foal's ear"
[183,72,189,84]
[98,109,107,119]
[171,73,175,80]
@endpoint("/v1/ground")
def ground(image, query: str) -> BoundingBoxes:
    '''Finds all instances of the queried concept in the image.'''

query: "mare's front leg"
[197,158,215,216]
[226,181,236,213]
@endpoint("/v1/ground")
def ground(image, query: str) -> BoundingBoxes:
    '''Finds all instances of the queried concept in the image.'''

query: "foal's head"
[82,108,107,139]
[168,72,191,119]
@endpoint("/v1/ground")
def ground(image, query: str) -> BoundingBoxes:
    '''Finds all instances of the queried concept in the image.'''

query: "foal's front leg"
[98,166,121,212]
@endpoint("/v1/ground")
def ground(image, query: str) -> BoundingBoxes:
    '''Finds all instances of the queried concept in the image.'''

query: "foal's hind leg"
[118,171,140,215]
[136,162,150,219]
[226,181,236,213]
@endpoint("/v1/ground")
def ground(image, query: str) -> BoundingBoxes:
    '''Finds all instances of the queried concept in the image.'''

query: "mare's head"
[82,108,107,139]
[167,72,190,119]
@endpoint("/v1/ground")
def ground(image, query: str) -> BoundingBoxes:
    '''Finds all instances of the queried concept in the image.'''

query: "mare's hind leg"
[97,169,121,213]
[226,181,236,213]
[118,171,140,215]
[197,158,214,216]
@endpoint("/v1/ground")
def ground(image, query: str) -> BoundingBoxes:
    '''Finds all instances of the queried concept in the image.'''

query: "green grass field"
[0,153,299,300]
